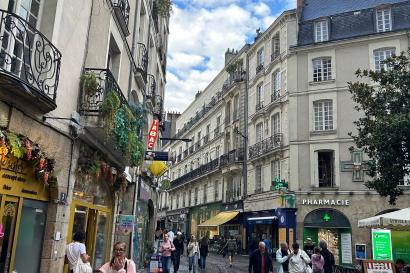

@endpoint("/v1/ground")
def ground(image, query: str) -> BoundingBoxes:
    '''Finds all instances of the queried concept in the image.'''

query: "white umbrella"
[358,208,410,230]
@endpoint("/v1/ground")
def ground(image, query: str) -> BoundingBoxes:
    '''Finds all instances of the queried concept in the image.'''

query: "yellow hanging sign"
[148,161,168,178]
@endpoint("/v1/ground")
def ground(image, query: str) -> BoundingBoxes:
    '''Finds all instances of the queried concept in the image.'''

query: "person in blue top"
[262,234,271,256]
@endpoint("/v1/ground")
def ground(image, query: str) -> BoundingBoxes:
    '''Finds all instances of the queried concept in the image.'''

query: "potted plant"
[81,71,99,96]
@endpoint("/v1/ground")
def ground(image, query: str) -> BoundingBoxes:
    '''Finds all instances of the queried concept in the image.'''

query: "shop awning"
[198,211,239,227]
[248,216,278,221]
[358,208,410,230]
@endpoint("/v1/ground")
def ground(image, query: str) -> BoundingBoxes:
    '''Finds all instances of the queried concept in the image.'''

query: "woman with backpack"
[159,233,176,273]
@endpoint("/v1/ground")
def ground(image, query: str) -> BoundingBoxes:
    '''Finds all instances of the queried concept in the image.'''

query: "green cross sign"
[341,149,369,182]
[273,177,289,190]
[323,213,331,222]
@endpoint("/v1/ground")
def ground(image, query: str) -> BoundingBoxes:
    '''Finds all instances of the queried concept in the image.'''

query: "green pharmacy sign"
[273,178,289,190]
[372,229,393,260]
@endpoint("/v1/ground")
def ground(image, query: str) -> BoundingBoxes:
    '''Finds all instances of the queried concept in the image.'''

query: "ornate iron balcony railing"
[0,9,62,102]
[249,133,283,159]
[256,101,264,112]
[171,158,220,188]
[146,74,156,98]
[80,68,128,115]
[256,64,264,74]
[271,92,280,102]
[136,43,148,82]
[222,70,245,92]
[111,0,130,36]
[220,148,244,166]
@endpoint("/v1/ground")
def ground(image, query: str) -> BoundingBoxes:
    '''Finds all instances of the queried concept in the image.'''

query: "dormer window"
[376,8,392,32]
[314,20,329,42]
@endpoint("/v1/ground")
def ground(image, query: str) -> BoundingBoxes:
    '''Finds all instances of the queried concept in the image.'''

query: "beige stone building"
[0,0,169,272]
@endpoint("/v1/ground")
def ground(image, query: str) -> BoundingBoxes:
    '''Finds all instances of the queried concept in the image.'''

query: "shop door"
[318,229,339,265]
[0,196,19,273]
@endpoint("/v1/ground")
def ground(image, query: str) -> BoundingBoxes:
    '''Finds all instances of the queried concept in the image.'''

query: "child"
[311,247,325,273]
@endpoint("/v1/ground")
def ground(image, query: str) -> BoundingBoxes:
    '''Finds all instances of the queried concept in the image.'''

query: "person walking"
[225,236,237,268]
[199,235,209,269]
[276,242,291,273]
[159,233,176,273]
[319,241,335,273]
[288,243,310,273]
[262,235,272,256]
[65,231,91,273]
[311,247,325,273]
[168,229,175,242]
[303,238,315,259]
[173,232,185,273]
[248,242,273,273]
[99,242,136,273]
[187,235,200,273]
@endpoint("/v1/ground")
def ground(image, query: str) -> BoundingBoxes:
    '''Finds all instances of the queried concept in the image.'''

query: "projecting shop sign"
[147,119,159,150]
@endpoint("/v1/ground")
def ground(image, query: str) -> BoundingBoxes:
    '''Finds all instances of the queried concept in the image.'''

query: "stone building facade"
[0,0,169,272]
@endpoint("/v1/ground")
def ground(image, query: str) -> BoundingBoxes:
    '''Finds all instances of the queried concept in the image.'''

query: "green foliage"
[101,91,121,131]
[81,71,99,95]
[6,132,25,159]
[348,49,410,205]
[154,0,172,16]
[226,59,243,74]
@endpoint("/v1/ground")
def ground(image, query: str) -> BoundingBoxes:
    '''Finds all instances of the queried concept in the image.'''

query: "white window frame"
[257,47,264,67]
[314,20,329,42]
[257,82,264,104]
[374,48,395,72]
[272,69,281,100]
[314,100,334,131]
[255,165,262,192]
[313,57,332,82]
[272,33,280,60]
[271,160,281,182]
[256,122,263,142]
[271,113,281,136]
[376,8,392,32]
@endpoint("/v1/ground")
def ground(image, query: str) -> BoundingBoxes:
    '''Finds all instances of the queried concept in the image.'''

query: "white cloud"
[165,0,293,112]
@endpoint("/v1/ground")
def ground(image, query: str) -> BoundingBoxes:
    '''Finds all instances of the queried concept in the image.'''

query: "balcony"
[154,95,163,120]
[0,9,62,113]
[146,74,156,106]
[79,68,132,166]
[271,92,280,103]
[220,148,244,166]
[249,134,282,160]
[171,158,220,188]
[135,43,148,86]
[203,135,209,144]
[110,0,130,36]
[222,70,245,93]
[256,64,264,74]
[256,101,264,112]
[225,190,241,203]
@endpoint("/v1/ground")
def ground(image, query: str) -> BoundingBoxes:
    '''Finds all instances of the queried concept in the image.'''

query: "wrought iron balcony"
[80,68,128,115]
[222,70,245,92]
[220,148,244,166]
[146,74,156,104]
[110,0,130,36]
[0,9,62,112]
[271,92,280,102]
[256,64,264,74]
[135,43,148,84]
[256,101,264,112]
[249,134,282,160]
[203,135,209,144]
[154,95,163,120]
[171,158,220,188]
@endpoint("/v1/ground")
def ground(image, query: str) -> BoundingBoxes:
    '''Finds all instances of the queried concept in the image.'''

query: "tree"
[348,50,410,205]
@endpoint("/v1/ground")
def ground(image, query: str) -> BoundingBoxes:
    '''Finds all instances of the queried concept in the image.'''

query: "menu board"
[341,233,353,264]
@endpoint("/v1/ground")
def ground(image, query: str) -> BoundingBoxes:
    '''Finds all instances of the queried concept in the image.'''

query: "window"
[189,190,192,206]
[272,33,280,60]
[313,57,332,82]
[374,48,395,72]
[271,113,280,136]
[190,161,194,171]
[256,83,264,109]
[272,70,281,100]
[233,95,239,120]
[256,123,263,142]
[317,151,335,187]
[206,124,210,135]
[214,180,219,200]
[255,165,262,192]
[184,165,188,174]
[216,146,220,158]
[217,116,221,126]
[204,152,209,164]
[196,157,200,168]
[176,193,180,208]
[203,184,207,203]
[314,100,333,131]
[183,192,186,207]
[314,20,329,42]
[195,188,198,205]
[257,48,264,68]
[376,8,392,32]
[271,160,281,182]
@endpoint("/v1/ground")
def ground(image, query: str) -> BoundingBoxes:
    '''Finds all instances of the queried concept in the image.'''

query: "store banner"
[147,119,159,150]
[118,215,135,235]
[372,229,393,260]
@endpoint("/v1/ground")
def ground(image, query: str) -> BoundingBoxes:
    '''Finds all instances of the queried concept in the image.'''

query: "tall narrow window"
[215,146,220,158]
[271,113,281,136]
[257,48,264,69]
[203,184,207,203]
[313,57,332,82]
[317,151,335,187]
[271,160,281,182]
[256,123,263,142]
[314,20,329,42]
[233,95,239,120]
[314,100,333,131]
[374,48,395,72]
[376,8,392,32]
[183,192,186,207]
[189,190,192,206]
[256,83,264,110]
[272,33,280,60]
[214,180,219,200]
[176,193,180,208]
[255,166,262,192]
[195,188,198,205]
[272,69,281,100]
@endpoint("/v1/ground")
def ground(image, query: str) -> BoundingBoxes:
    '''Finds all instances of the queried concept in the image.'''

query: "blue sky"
[164,0,295,112]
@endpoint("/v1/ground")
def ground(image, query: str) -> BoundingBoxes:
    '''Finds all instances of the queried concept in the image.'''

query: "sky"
[164,0,296,113]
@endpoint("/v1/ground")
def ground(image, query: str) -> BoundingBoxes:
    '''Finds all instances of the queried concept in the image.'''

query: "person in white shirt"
[65,231,90,273]
[289,243,311,273]
[168,230,175,242]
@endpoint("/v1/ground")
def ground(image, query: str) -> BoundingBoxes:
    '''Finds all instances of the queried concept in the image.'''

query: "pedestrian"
[303,238,315,259]
[288,243,310,273]
[99,241,137,273]
[173,232,185,273]
[159,233,176,273]
[199,235,209,269]
[249,233,258,255]
[187,235,200,273]
[319,241,335,273]
[276,242,291,273]
[65,231,91,273]
[311,247,325,273]
[168,229,175,242]
[225,235,237,268]
[248,241,273,273]
[262,234,272,256]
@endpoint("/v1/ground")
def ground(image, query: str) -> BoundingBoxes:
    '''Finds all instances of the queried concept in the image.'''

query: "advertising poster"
[355,244,367,260]
[118,215,135,235]
[392,231,410,263]
[372,229,393,260]
[341,233,353,264]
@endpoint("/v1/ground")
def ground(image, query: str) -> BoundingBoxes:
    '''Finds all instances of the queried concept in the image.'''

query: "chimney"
[297,0,305,19]
[225,48,237,66]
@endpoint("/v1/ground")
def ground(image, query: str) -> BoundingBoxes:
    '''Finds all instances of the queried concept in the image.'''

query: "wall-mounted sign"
[372,229,393,260]
[148,161,168,178]
[147,119,159,150]
[341,233,353,264]
[272,178,288,190]
[118,215,135,235]
[301,199,350,206]
[355,244,367,260]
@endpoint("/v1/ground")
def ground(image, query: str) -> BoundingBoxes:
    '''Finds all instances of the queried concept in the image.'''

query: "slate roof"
[302,0,409,21]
